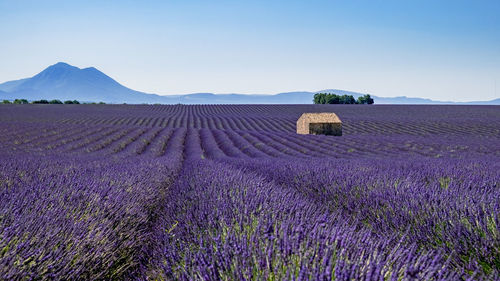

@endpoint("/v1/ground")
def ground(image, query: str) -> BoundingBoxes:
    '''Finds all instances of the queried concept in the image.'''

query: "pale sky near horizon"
[1,0,499,101]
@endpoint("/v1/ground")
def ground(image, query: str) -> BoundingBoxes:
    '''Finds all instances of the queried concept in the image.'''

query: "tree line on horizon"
[2,95,375,105]
[314,93,374,104]
[1,99,106,105]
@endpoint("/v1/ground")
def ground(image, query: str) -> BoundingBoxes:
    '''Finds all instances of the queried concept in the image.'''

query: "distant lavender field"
[0,104,498,280]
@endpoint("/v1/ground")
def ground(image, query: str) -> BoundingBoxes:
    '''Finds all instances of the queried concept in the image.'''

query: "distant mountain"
[313,90,498,104]
[459,98,500,105]
[1,62,498,105]
[0,78,29,92]
[0,62,168,103]
[373,96,446,104]
[488,98,500,104]
[168,91,499,105]
[373,96,500,105]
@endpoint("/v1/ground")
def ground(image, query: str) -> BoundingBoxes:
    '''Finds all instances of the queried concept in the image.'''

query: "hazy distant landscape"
[2,62,499,105]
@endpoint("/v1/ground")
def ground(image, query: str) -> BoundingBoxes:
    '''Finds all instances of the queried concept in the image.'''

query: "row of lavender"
[0,123,498,160]
[1,104,499,137]
[0,126,186,280]
[0,104,498,280]
[148,124,499,279]
[153,157,499,280]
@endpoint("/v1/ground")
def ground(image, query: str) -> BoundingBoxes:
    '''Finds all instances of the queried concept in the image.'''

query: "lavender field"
[0,104,499,280]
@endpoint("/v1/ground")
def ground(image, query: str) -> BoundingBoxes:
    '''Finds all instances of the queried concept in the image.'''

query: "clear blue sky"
[1,0,499,101]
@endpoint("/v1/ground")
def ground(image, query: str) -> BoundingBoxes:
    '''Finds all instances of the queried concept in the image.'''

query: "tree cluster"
[313,93,374,104]
[1,99,106,105]
[2,99,30,104]
[63,100,81,104]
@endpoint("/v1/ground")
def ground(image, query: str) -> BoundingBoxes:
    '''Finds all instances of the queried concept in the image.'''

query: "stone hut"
[296,113,342,136]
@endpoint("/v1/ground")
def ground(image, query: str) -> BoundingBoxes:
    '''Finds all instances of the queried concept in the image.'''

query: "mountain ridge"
[1,62,498,105]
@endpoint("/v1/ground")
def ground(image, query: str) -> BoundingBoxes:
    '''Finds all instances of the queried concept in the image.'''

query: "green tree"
[314,93,328,104]
[13,99,29,104]
[64,100,80,104]
[365,94,374,104]
[32,99,49,104]
[313,93,321,104]
[339,95,356,104]
[314,93,373,104]
[326,94,340,104]
[2,100,11,104]
[357,94,374,104]
[49,99,63,104]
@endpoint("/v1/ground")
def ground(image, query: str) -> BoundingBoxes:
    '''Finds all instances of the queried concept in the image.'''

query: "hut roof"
[297,113,342,123]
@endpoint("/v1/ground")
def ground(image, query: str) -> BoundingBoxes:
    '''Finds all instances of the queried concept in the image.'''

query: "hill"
[1,62,498,104]
[0,62,168,103]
